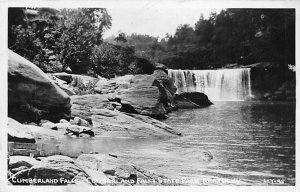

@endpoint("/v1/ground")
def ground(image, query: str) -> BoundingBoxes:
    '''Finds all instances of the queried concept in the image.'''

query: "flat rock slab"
[8,154,175,186]
[75,154,119,173]
[75,153,170,186]
[25,125,66,140]
[124,113,181,136]
[71,94,114,120]
[8,118,35,143]
[91,109,180,138]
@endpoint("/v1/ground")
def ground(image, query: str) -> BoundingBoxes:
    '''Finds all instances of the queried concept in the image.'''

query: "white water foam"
[168,68,252,101]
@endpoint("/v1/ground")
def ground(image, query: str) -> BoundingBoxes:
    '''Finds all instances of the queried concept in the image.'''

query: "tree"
[58,8,111,74]
[156,9,295,70]
[114,32,127,43]
[8,8,112,73]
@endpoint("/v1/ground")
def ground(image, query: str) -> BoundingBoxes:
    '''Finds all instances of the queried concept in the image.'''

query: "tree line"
[8,8,155,78]
[106,9,295,70]
[9,8,295,77]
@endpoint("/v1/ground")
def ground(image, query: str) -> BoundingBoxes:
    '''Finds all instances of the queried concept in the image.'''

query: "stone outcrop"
[8,49,71,123]
[25,155,92,185]
[25,124,67,140]
[173,94,201,109]
[116,86,167,118]
[71,117,90,127]
[29,119,94,138]
[71,94,114,120]
[173,92,213,109]
[91,109,180,138]
[8,118,35,143]
[75,153,169,186]
[124,113,181,136]
[94,73,176,119]
[70,93,182,138]
[176,92,213,106]
[8,154,173,186]
[152,69,177,94]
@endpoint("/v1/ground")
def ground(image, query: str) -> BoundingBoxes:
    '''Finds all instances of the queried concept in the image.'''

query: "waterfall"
[168,68,252,101]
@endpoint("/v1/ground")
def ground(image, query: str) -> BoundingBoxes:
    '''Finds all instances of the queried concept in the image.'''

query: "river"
[41,101,295,186]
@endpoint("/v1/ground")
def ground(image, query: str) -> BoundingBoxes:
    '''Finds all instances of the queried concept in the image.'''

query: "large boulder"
[8,154,174,186]
[116,86,167,118]
[26,155,92,185]
[91,109,180,138]
[173,94,201,109]
[8,50,71,123]
[95,74,177,118]
[176,92,213,107]
[8,118,35,143]
[71,83,171,120]
[72,117,90,127]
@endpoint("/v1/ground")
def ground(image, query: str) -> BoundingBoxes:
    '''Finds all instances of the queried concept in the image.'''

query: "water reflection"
[162,101,295,185]
[39,101,295,186]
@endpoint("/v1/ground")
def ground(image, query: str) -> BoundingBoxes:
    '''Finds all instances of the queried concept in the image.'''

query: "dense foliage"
[8,8,155,78]
[170,9,295,69]
[9,8,113,74]
[105,9,295,70]
[9,8,295,76]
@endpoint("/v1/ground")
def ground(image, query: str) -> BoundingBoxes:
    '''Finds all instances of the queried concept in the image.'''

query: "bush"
[91,43,136,78]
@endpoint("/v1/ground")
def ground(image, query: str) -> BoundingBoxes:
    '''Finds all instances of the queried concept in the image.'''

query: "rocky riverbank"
[7,49,213,185]
[8,154,174,186]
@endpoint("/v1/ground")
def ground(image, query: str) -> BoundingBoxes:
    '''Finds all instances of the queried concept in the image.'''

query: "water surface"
[41,101,295,186]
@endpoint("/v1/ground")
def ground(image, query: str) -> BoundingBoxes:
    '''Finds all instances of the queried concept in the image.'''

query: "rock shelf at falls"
[168,69,252,101]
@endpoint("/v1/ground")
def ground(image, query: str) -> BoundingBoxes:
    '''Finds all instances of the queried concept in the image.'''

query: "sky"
[103,8,220,39]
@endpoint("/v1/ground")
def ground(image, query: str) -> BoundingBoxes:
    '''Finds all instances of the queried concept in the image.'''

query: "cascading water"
[168,68,252,101]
